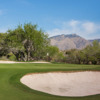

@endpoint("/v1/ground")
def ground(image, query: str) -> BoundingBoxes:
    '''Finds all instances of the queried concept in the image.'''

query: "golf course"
[0,63,100,100]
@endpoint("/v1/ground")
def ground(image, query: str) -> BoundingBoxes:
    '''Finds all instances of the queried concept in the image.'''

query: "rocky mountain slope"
[50,34,91,50]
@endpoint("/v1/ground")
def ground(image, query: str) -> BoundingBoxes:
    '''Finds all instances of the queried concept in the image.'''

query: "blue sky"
[0,0,100,39]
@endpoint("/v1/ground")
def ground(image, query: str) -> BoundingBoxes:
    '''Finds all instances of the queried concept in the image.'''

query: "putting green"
[0,63,100,100]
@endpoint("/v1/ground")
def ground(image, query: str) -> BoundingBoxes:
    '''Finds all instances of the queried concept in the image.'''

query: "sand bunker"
[20,71,100,97]
[0,60,50,64]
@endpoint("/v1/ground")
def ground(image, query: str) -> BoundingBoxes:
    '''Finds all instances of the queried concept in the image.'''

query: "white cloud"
[69,20,80,27]
[82,22,99,34]
[0,28,7,33]
[47,20,100,39]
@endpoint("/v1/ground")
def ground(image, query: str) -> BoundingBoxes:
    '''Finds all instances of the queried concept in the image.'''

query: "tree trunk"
[27,51,30,61]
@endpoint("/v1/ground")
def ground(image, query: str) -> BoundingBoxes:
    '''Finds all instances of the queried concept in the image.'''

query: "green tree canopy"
[4,23,49,61]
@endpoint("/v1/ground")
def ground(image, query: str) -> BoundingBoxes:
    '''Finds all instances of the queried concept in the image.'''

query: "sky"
[0,0,100,39]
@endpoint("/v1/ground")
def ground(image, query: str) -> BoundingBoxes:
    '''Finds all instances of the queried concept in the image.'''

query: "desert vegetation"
[0,23,100,64]
[0,23,61,61]
[65,40,100,64]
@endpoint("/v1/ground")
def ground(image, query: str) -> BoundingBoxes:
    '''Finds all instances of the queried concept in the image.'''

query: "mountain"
[50,34,91,50]
[89,39,100,43]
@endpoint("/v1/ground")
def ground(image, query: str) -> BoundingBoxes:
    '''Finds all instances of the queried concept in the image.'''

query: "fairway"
[0,63,100,100]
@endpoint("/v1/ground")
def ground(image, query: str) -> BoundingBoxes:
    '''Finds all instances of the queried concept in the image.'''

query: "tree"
[5,26,25,61]
[5,23,49,61]
[46,46,59,61]
[90,40,100,64]
[66,49,78,63]
[23,23,49,61]
[0,33,8,57]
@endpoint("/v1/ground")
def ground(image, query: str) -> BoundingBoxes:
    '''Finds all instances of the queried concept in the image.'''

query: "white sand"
[0,61,16,63]
[0,60,50,64]
[20,71,100,97]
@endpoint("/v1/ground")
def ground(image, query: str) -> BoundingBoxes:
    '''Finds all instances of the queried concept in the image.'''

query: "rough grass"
[0,63,100,100]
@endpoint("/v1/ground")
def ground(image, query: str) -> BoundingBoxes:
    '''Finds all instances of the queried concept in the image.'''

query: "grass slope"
[0,63,100,100]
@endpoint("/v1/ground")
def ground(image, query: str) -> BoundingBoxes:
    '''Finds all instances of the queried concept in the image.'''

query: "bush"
[7,53,16,61]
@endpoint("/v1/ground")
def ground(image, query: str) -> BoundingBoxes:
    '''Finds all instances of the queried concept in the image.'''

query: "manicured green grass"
[0,63,100,100]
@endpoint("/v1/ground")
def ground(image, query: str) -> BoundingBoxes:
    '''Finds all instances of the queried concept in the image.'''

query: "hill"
[50,34,91,50]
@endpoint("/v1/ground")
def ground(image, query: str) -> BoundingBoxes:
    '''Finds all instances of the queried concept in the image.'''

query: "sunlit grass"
[0,63,100,100]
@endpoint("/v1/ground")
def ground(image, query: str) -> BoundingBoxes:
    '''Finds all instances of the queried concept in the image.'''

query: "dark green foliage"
[0,23,50,61]
[7,53,16,61]
[65,40,100,64]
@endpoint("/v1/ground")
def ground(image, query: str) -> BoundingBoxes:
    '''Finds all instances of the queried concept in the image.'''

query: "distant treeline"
[50,40,100,65]
[65,41,100,64]
[0,23,100,64]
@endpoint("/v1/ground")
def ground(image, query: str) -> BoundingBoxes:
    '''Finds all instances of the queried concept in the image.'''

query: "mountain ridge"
[50,34,92,50]
[89,39,100,43]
